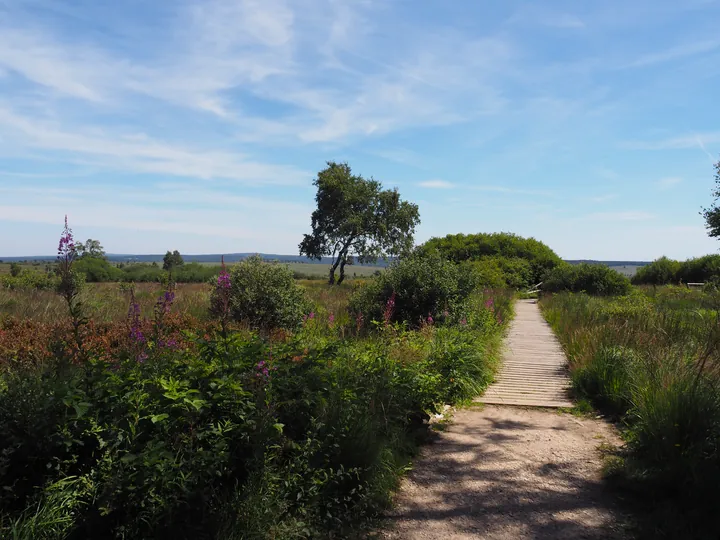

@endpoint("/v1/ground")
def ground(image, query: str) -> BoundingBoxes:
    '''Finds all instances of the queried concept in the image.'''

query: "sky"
[1,0,720,260]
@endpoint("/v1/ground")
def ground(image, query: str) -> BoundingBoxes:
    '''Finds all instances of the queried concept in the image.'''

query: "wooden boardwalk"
[477,299,573,408]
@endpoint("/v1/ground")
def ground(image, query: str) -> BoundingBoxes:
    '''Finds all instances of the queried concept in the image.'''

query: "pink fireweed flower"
[356,312,364,332]
[460,317,468,326]
[308,312,315,320]
[383,292,396,327]
[57,215,76,265]
[217,256,231,289]
[128,290,145,344]
[255,359,270,379]
[427,313,434,325]
[328,312,335,327]
[485,298,494,309]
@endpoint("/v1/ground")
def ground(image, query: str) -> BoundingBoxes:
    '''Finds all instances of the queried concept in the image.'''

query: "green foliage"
[0,291,507,538]
[76,239,105,259]
[299,162,420,285]
[541,291,720,539]
[419,232,561,285]
[543,263,632,296]
[632,256,682,285]
[162,250,184,272]
[466,256,534,290]
[74,257,124,282]
[348,252,480,327]
[701,159,720,239]
[9,263,21,278]
[0,272,59,291]
[632,254,720,285]
[226,255,311,330]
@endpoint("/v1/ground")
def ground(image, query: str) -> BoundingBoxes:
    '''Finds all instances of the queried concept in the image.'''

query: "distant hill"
[0,253,391,267]
[0,254,652,268]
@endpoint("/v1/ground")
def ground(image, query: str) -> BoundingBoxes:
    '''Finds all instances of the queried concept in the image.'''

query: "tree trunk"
[328,258,341,285]
[337,258,347,285]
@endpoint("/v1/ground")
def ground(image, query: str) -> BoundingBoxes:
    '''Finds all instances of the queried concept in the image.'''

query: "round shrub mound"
[224,255,310,330]
[419,232,562,286]
[348,252,478,327]
[543,263,631,296]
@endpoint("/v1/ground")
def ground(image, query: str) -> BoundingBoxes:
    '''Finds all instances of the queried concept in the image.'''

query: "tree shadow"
[383,410,628,539]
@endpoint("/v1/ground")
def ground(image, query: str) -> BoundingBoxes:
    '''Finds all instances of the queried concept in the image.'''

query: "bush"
[543,263,631,296]
[632,256,681,285]
[225,255,310,330]
[348,252,479,327]
[633,254,720,286]
[74,257,124,282]
[0,272,59,291]
[573,346,637,416]
[467,256,534,290]
[420,232,562,284]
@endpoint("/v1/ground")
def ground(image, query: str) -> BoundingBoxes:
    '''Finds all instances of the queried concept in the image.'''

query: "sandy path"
[381,406,628,540]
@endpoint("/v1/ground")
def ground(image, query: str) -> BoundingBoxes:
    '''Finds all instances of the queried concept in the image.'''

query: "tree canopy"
[419,232,562,285]
[702,159,720,239]
[163,250,184,271]
[299,162,420,284]
[77,239,105,259]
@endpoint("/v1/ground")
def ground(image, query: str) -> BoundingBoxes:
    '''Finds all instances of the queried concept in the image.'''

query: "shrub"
[0,272,59,291]
[573,346,637,416]
[632,256,681,285]
[225,255,310,330]
[677,254,720,284]
[348,252,479,327]
[420,232,562,284]
[543,263,631,296]
[74,257,124,282]
[9,263,21,277]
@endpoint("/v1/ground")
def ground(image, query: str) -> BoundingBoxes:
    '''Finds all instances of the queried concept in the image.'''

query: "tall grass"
[541,290,720,539]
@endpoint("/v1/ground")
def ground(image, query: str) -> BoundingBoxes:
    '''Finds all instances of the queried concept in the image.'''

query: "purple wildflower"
[328,312,335,327]
[485,298,494,310]
[427,313,434,325]
[308,312,315,320]
[383,292,396,327]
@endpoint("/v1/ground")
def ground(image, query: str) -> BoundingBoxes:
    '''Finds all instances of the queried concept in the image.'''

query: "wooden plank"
[476,299,573,408]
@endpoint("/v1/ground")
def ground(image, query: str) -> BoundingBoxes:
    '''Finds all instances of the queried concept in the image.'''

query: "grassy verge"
[540,289,720,539]
[0,287,512,539]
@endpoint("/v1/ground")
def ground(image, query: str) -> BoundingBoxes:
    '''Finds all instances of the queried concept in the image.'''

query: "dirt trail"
[382,406,627,540]
[381,301,628,539]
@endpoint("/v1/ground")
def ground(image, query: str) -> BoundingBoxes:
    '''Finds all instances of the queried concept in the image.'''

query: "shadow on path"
[382,406,628,540]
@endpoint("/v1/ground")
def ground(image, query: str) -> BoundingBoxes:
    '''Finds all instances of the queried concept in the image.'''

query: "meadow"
[0,247,512,539]
[541,286,720,539]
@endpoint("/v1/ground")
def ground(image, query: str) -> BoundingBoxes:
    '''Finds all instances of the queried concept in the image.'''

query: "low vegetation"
[541,288,720,539]
[0,219,512,539]
[632,254,720,286]
[543,262,632,296]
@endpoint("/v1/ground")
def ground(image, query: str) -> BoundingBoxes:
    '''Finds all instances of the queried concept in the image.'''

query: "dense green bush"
[420,232,562,285]
[74,257,124,282]
[226,255,310,330]
[348,252,479,327]
[466,256,534,290]
[633,254,720,286]
[543,263,632,296]
[0,300,506,538]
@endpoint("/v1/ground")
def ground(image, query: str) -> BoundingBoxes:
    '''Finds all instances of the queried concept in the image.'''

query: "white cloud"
[0,108,308,184]
[419,180,454,189]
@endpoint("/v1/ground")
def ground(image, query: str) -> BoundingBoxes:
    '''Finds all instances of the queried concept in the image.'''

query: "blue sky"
[1,0,719,260]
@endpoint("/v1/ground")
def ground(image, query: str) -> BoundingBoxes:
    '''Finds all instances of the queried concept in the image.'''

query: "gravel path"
[381,406,628,540]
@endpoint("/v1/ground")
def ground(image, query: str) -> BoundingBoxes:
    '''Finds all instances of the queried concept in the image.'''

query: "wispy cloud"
[658,177,683,190]
[586,211,656,221]
[0,108,307,184]
[624,39,720,68]
[419,179,454,189]
[589,194,617,203]
[623,132,720,150]
[470,185,555,197]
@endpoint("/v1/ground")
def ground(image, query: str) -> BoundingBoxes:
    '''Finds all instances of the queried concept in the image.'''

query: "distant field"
[608,265,642,277]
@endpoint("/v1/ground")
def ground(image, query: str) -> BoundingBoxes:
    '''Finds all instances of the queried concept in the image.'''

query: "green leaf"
[150,413,169,424]
[273,423,285,433]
